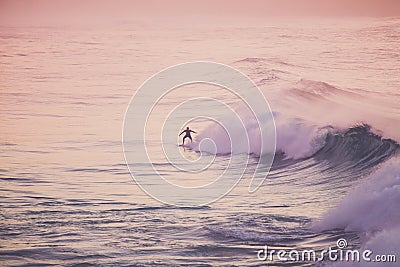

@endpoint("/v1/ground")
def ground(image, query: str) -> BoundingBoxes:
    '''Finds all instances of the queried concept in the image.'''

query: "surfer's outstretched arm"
[190,130,196,133]
[179,131,185,136]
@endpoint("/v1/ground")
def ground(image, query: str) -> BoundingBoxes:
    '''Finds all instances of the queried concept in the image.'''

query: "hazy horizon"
[1,0,400,27]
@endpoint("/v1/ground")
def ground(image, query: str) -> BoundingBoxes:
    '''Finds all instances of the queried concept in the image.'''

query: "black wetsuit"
[180,129,196,145]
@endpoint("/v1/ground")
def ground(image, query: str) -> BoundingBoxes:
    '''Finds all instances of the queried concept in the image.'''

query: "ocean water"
[1,17,400,266]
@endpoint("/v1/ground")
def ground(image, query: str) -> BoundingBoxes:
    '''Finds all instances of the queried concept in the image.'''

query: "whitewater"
[1,17,399,266]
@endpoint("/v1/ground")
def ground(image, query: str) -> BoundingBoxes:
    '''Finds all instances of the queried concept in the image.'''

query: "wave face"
[312,125,399,170]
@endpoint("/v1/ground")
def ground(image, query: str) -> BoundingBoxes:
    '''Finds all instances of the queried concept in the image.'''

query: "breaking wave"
[190,78,400,264]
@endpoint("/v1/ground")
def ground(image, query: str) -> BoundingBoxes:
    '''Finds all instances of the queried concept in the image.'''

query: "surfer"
[179,127,196,146]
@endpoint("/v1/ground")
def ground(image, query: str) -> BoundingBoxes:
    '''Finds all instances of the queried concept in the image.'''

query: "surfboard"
[178,144,191,149]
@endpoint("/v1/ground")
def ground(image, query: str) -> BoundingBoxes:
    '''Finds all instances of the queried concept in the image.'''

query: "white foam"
[312,158,400,232]
[312,157,400,264]
[192,79,399,159]
[192,110,328,159]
